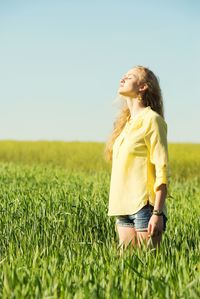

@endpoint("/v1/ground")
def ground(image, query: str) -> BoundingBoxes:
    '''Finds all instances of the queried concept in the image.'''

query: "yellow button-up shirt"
[108,106,171,218]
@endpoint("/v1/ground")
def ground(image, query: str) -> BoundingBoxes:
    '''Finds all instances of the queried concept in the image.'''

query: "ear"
[138,83,148,92]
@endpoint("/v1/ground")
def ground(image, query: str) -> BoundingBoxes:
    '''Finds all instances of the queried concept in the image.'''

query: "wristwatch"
[152,209,164,216]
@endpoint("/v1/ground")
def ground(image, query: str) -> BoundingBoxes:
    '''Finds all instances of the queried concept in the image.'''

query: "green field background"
[0,141,199,298]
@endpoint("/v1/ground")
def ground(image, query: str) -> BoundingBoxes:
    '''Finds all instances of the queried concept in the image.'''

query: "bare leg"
[115,223,137,256]
[136,230,163,251]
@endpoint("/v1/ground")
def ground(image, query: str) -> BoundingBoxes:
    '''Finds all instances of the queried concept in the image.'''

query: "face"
[118,68,141,98]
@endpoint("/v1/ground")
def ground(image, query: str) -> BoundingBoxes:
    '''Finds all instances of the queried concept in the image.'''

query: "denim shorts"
[115,201,167,232]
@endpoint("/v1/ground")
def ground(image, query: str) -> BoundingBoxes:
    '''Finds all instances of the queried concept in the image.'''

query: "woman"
[104,65,171,253]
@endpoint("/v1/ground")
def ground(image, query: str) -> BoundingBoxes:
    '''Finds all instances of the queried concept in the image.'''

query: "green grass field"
[0,141,199,298]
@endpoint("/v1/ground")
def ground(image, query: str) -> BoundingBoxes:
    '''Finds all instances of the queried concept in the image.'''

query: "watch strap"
[152,209,164,216]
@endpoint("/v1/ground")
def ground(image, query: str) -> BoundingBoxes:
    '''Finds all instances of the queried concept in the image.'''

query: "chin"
[118,87,124,93]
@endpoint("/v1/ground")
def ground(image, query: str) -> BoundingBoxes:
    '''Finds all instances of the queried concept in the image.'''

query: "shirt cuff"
[154,176,168,192]
[154,165,170,192]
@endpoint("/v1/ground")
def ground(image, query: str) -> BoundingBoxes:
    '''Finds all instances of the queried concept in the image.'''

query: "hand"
[147,215,163,237]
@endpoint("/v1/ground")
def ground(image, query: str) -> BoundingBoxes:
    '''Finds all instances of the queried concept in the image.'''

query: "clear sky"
[0,0,199,143]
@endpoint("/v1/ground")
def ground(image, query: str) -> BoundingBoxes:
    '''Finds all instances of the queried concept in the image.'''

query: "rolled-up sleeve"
[144,115,171,193]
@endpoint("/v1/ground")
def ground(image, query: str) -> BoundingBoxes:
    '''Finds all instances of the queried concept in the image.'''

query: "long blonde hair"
[103,65,165,162]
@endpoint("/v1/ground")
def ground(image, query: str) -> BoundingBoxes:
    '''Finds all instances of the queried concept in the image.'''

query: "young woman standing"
[104,65,171,253]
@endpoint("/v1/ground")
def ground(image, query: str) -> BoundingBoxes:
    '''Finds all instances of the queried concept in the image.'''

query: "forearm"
[153,184,167,211]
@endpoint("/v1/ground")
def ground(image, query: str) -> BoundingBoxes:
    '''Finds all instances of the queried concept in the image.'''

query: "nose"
[120,78,125,84]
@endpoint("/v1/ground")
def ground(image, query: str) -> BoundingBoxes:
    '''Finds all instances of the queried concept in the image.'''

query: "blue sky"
[0,0,199,143]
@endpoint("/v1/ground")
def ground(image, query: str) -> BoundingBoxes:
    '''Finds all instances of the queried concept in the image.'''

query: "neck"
[126,97,146,118]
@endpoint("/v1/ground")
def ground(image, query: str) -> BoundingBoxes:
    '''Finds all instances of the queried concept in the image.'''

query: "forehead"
[123,69,138,77]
